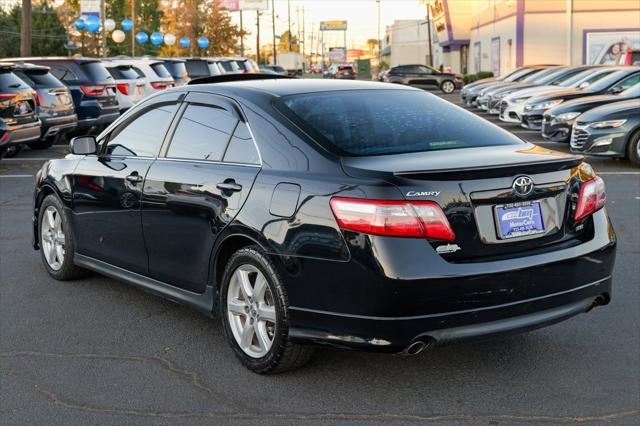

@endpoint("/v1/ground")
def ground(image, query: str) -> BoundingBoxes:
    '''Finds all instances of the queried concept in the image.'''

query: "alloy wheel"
[41,206,65,271]
[442,81,455,93]
[226,264,277,358]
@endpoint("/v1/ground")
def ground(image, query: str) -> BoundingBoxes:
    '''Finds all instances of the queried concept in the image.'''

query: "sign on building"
[240,0,269,10]
[328,47,346,62]
[80,0,100,18]
[320,21,348,31]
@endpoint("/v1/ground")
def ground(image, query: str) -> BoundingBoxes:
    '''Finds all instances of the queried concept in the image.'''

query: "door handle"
[126,173,143,183]
[216,181,242,193]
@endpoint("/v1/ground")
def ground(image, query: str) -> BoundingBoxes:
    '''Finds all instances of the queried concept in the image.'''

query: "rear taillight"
[0,94,16,107]
[150,81,171,90]
[80,84,106,96]
[34,93,43,106]
[330,197,456,241]
[116,83,129,95]
[574,176,606,222]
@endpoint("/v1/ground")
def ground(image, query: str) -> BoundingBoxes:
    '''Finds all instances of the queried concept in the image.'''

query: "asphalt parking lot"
[1,89,639,425]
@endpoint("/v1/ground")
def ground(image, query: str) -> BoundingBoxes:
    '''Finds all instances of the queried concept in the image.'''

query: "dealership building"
[428,0,640,75]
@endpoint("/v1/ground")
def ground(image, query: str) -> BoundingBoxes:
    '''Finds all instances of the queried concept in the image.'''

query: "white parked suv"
[102,62,146,112]
[108,58,175,98]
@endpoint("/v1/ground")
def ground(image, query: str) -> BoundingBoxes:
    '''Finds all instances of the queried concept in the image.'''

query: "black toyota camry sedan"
[32,77,616,374]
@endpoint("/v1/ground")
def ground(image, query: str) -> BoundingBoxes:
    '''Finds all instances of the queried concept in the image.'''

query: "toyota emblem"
[512,176,534,197]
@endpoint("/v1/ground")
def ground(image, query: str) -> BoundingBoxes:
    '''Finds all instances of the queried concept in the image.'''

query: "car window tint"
[280,90,522,156]
[167,104,237,161]
[150,63,172,78]
[132,67,146,78]
[49,65,77,81]
[613,74,640,91]
[417,66,432,74]
[106,103,178,157]
[107,66,139,80]
[185,60,210,77]
[164,61,187,78]
[223,122,260,165]
[0,70,29,89]
[80,62,112,82]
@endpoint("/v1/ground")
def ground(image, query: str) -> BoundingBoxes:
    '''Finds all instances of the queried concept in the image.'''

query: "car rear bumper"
[282,209,616,352]
[0,121,41,146]
[76,111,120,130]
[41,113,78,138]
[541,117,572,142]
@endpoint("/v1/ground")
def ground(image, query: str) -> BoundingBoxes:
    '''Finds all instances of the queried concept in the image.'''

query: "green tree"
[0,2,68,57]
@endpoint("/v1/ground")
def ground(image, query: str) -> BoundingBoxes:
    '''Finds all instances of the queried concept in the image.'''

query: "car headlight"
[496,91,512,99]
[534,99,564,110]
[588,119,627,129]
[556,112,581,122]
[512,97,530,103]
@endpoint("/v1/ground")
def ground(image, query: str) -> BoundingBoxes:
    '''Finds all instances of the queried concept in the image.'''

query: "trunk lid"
[342,144,590,261]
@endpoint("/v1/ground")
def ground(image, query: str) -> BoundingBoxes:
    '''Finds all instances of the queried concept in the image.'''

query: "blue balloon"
[135,31,149,44]
[74,18,85,31]
[179,37,190,48]
[121,18,133,31]
[197,36,209,49]
[85,15,100,33]
[150,32,164,46]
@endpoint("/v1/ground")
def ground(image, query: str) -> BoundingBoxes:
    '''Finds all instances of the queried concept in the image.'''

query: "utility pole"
[20,0,32,56]
[240,10,244,56]
[427,5,433,66]
[377,0,381,67]
[256,11,261,64]
[302,6,305,72]
[287,0,291,51]
[101,0,107,57]
[131,0,136,56]
[271,0,277,65]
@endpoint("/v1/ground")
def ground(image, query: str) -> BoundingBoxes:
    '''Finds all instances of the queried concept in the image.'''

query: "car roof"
[107,58,163,66]
[1,56,99,64]
[183,78,416,97]
[11,62,51,72]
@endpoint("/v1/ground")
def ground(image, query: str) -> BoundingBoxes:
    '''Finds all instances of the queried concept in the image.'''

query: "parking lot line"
[1,158,58,161]
[598,171,640,175]
[0,174,33,178]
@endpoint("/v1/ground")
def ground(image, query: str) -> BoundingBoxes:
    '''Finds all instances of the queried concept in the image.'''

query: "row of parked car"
[0,56,263,158]
[460,65,640,167]
[460,64,640,167]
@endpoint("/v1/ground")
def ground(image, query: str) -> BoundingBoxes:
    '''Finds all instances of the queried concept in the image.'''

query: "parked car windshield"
[584,70,633,93]
[150,62,172,78]
[522,67,562,83]
[565,69,614,88]
[279,89,523,156]
[163,61,188,78]
[80,61,113,82]
[0,70,29,89]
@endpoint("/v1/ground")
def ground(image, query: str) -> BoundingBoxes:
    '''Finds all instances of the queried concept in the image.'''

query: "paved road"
[1,89,639,425]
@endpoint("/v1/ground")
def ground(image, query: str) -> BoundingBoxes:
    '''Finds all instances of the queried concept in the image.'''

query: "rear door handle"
[126,173,143,183]
[216,181,242,193]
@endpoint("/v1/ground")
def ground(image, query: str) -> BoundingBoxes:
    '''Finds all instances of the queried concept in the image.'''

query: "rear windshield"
[80,62,113,82]
[0,70,28,89]
[219,61,239,72]
[185,60,210,77]
[150,62,172,78]
[163,61,187,78]
[272,66,285,73]
[106,66,139,80]
[14,70,64,88]
[278,90,522,156]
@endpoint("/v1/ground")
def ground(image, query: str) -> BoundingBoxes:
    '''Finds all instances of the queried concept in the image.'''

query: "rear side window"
[150,63,172,78]
[185,60,209,77]
[16,70,64,88]
[106,103,178,157]
[223,122,260,165]
[279,90,522,156]
[80,62,113,82]
[167,104,238,161]
[49,65,78,81]
[106,66,139,80]
[164,62,187,78]
[0,70,29,89]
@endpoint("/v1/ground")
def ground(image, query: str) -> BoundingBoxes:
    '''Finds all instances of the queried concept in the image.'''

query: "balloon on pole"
[85,15,100,33]
[74,18,85,31]
[150,32,164,46]
[135,31,149,44]
[112,30,126,43]
[104,19,116,32]
[179,37,190,48]
[121,18,133,31]
[197,36,209,49]
[164,34,176,46]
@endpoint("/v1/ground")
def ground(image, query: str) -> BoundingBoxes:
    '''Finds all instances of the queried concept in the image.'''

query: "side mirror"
[69,136,97,155]
[609,86,623,94]
[579,82,589,89]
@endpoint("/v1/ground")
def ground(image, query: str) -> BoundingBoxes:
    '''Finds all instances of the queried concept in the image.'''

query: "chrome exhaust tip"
[403,337,435,356]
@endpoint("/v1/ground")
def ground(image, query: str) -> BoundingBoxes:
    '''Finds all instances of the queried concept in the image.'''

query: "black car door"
[141,92,261,293]
[414,65,439,89]
[71,93,182,274]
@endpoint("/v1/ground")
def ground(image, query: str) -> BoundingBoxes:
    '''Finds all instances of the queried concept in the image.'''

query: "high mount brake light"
[574,176,606,222]
[330,197,456,241]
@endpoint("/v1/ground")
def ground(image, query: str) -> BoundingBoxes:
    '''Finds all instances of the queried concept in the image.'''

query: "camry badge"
[436,244,461,254]
[512,176,534,197]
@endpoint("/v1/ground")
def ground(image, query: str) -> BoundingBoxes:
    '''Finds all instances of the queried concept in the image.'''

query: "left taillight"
[116,83,129,95]
[80,84,106,96]
[329,197,456,241]
[150,81,173,90]
[574,176,606,222]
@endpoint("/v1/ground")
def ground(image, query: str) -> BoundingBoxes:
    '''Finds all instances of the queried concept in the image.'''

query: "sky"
[230,0,427,54]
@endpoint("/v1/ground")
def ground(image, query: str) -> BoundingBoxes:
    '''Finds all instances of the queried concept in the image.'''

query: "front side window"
[611,73,640,92]
[166,104,238,161]
[105,103,178,157]
[278,89,522,156]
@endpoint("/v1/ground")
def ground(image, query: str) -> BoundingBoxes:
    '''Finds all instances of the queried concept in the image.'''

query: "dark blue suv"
[6,57,120,136]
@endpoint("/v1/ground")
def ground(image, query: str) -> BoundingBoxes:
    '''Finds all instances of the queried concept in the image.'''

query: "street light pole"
[131,0,136,56]
[272,0,277,65]
[287,0,291,51]
[240,10,244,56]
[256,11,261,64]
[427,5,433,66]
[101,0,107,58]
[377,0,381,67]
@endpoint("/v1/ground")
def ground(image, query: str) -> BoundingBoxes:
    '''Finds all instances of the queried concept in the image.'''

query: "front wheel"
[441,80,456,94]
[626,130,640,168]
[220,246,313,374]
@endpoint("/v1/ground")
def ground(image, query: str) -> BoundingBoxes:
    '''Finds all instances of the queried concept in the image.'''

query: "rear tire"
[626,130,640,168]
[220,246,314,374]
[441,80,456,94]
[38,194,87,280]
[3,144,22,158]
[28,135,58,150]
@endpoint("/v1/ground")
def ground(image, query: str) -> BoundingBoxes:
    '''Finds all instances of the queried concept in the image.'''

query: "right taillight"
[116,83,129,95]
[329,197,456,241]
[80,84,106,96]
[574,176,606,222]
